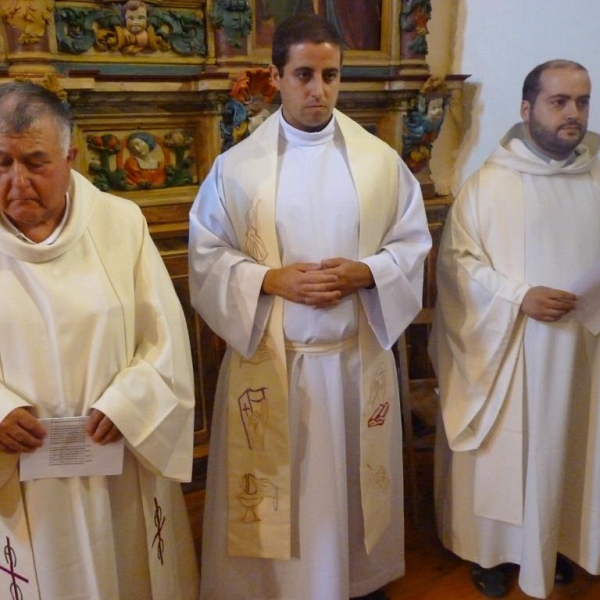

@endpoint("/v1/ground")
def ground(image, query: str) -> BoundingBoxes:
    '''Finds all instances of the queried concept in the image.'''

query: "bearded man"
[431,59,600,599]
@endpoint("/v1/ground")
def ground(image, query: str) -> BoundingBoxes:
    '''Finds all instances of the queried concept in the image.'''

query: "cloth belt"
[284,337,358,355]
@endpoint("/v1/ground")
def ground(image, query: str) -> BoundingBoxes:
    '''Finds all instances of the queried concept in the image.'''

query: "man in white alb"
[0,81,198,599]
[431,59,600,598]
[189,13,431,600]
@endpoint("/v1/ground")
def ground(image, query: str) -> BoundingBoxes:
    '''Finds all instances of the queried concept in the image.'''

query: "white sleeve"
[188,156,272,357]
[360,158,432,349]
[93,225,195,482]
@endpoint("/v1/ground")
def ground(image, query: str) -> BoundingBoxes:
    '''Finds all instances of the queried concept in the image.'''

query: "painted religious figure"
[122,0,151,51]
[96,0,169,54]
[56,1,205,57]
[256,0,382,50]
[402,76,450,197]
[87,129,194,191]
[402,77,449,174]
[221,68,278,151]
[124,132,166,188]
[400,0,432,59]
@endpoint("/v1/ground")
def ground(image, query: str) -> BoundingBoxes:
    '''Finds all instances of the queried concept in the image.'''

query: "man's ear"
[67,147,78,165]
[520,100,531,122]
[269,64,281,89]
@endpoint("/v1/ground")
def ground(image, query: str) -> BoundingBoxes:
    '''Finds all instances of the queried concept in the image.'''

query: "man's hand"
[262,259,375,309]
[319,258,375,297]
[262,262,341,307]
[86,409,123,445]
[520,286,577,322]
[0,407,46,454]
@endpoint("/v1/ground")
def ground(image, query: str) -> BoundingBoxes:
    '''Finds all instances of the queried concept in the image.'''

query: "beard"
[528,112,586,159]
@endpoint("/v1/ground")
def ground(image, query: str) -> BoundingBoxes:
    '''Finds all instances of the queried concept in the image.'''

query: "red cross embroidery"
[1,536,29,600]
[152,498,166,565]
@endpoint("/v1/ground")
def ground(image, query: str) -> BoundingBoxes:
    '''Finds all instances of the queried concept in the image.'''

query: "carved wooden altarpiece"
[0,0,467,559]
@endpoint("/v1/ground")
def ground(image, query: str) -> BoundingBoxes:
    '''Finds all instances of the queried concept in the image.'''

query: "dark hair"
[271,14,343,76]
[522,59,588,105]
[0,81,73,153]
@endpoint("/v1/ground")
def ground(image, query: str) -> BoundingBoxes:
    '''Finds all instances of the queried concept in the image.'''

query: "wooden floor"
[185,398,600,599]
[382,436,600,600]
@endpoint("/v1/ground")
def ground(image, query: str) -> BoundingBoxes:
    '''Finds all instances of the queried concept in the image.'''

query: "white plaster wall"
[427,0,600,194]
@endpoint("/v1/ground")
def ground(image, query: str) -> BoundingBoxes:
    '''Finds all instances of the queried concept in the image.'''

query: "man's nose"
[309,77,325,98]
[566,100,584,120]
[9,163,30,188]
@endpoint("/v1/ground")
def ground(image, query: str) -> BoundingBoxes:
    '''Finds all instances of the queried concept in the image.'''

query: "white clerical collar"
[279,111,336,146]
[1,193,71,245]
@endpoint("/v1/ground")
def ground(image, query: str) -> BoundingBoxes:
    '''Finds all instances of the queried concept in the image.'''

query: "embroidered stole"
[347,124,400,553]
[225,110,399,557]
[225,135,291,557]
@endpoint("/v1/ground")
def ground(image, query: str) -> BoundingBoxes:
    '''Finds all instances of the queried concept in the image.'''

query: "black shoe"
[350,590,390,600]
[554,554,574,585]
[471,563,508,598]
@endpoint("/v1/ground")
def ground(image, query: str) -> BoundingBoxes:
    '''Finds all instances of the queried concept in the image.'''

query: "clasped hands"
[0,407,122,454]
[262,257,374,309]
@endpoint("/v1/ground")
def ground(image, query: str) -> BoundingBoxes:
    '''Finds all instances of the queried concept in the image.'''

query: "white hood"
[486,122,600,176]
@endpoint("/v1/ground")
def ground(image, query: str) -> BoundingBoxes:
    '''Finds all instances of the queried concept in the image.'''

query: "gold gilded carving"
[0,0,54,45]
[56,1,206,57]
[95,0,170,55]
[100,0,163,4]
[15,73,67,102]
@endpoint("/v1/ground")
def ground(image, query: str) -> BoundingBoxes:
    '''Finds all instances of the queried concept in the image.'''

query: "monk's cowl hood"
[486,122,600,176]
[0,171,96,263]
